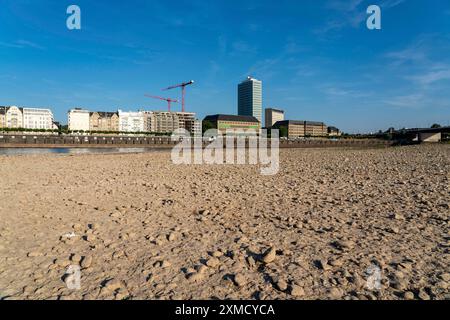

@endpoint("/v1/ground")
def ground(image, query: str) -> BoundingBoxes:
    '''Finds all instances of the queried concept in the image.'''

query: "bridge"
[393,126,450,143]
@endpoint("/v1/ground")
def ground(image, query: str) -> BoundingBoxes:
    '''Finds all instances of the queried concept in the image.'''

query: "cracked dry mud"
[0,145,449,300]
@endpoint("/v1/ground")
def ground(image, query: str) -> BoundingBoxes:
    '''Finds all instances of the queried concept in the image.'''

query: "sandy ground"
[0,145,449,300]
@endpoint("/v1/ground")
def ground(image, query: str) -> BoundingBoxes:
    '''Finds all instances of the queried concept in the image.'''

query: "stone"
[102,279,122,293]
[167,233,176,242]
[81,256,92,268]
[290,285,305,297]
[85,235,96,242]
[212,251,223,258]
[187,272,204,282]
[71,254,82,263]
[317,259,332,271]
[276,279,288,292]
[234,274,247,287]
[206,257,220,268]
[161,260,172,268]
[261,247,276,264]
[328,287,343,299]
[27,251,42,257]
[418,290,430,300]
[404,291,415,300]
[439,273,450,282]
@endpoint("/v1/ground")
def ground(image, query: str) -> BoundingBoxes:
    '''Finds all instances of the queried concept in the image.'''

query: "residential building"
[203,114,260,135]
[0,107,6,128]
[238,76,262,123]
[273,120,328,138]
[265,108,284,128]
[23,108,54,130]
[192,120,202,137]
[328,126,341,136]
[118,110,145,132]
[5,106,23,128]
[68,108,90,131]
[89,111,119,132]
[143,111,197,134]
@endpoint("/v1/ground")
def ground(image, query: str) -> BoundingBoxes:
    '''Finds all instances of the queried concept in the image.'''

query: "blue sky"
[0,0,449,132]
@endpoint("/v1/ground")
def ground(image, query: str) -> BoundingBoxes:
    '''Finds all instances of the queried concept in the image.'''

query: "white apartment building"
[118,110,145,132]
[5,106,23,128]
[68,108,90,131]
[23,108,54,129]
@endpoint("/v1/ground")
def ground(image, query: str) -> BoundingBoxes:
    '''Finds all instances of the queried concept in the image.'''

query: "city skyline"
[1,1,450,133]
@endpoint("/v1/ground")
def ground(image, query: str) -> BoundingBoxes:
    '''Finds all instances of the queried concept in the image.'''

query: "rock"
[234,274,247,287]
[246,256,256,268]
[388,227,400,234]
[70,254,82,263]
[418,290,430,300]
[81,256,92,268]
[276,279,288,292]
[403,291,415,300]
[328,287,343,299]
[212,251,223,258]
[85,235,96,242]
[328,257,344,267]
[197,265,208,274]
[317,259,332,271]
[102,279,122,293]
[64,274,79,288]
[261,247,276,264]
[27,251,42,257]
[439,273,450,282]
[167,233,176,242]
[187,272,204,282]
[206,257,220,268]
[332,240,354,251]
[290,285,305,297]
[161,260,171,268]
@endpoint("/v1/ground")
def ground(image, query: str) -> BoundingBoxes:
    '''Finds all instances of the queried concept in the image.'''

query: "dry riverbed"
[0,145,449,300]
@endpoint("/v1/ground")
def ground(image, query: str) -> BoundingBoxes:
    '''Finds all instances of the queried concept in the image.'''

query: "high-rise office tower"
[238,76,262,123]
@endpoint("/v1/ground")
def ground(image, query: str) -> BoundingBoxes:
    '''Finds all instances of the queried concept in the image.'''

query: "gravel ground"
[0,144,449,300]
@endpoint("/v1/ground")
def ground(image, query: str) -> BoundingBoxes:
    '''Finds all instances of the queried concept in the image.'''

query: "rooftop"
[203,114,260,123]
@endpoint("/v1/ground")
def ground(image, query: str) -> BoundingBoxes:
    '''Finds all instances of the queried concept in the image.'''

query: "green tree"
[202,120,214,134]
[431,123,441,129]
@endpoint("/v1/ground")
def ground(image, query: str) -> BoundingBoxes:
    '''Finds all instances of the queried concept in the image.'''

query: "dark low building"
[203,114,260,135]
[273,120,327,138]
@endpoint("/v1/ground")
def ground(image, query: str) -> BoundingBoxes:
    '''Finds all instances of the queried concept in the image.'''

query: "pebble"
[290,285,305,297]
[404,291,415,300]
[276,279,288,292]
[328,287,343,299]
[212,251,223,258]
[206,257,220,268]
[167,233,176,242]
[234,274,247,287]
[27,251,42,257]
[81,256,92,268]
[317,259,332,271]
[70,254,82,263]
[261,247,276,264]
[418,290,430,300]
[187,272,204,282]
[85,235,96,242]
[439,273,450,282]
[102,279,122,293]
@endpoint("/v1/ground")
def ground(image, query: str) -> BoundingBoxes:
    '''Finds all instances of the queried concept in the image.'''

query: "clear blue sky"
[0,0,449,133]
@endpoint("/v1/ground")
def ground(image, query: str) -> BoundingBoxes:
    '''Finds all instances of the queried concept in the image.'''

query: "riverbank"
[0,145,448,300]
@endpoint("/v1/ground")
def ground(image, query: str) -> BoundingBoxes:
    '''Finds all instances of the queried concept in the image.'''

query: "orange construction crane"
[144,94,178,112]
